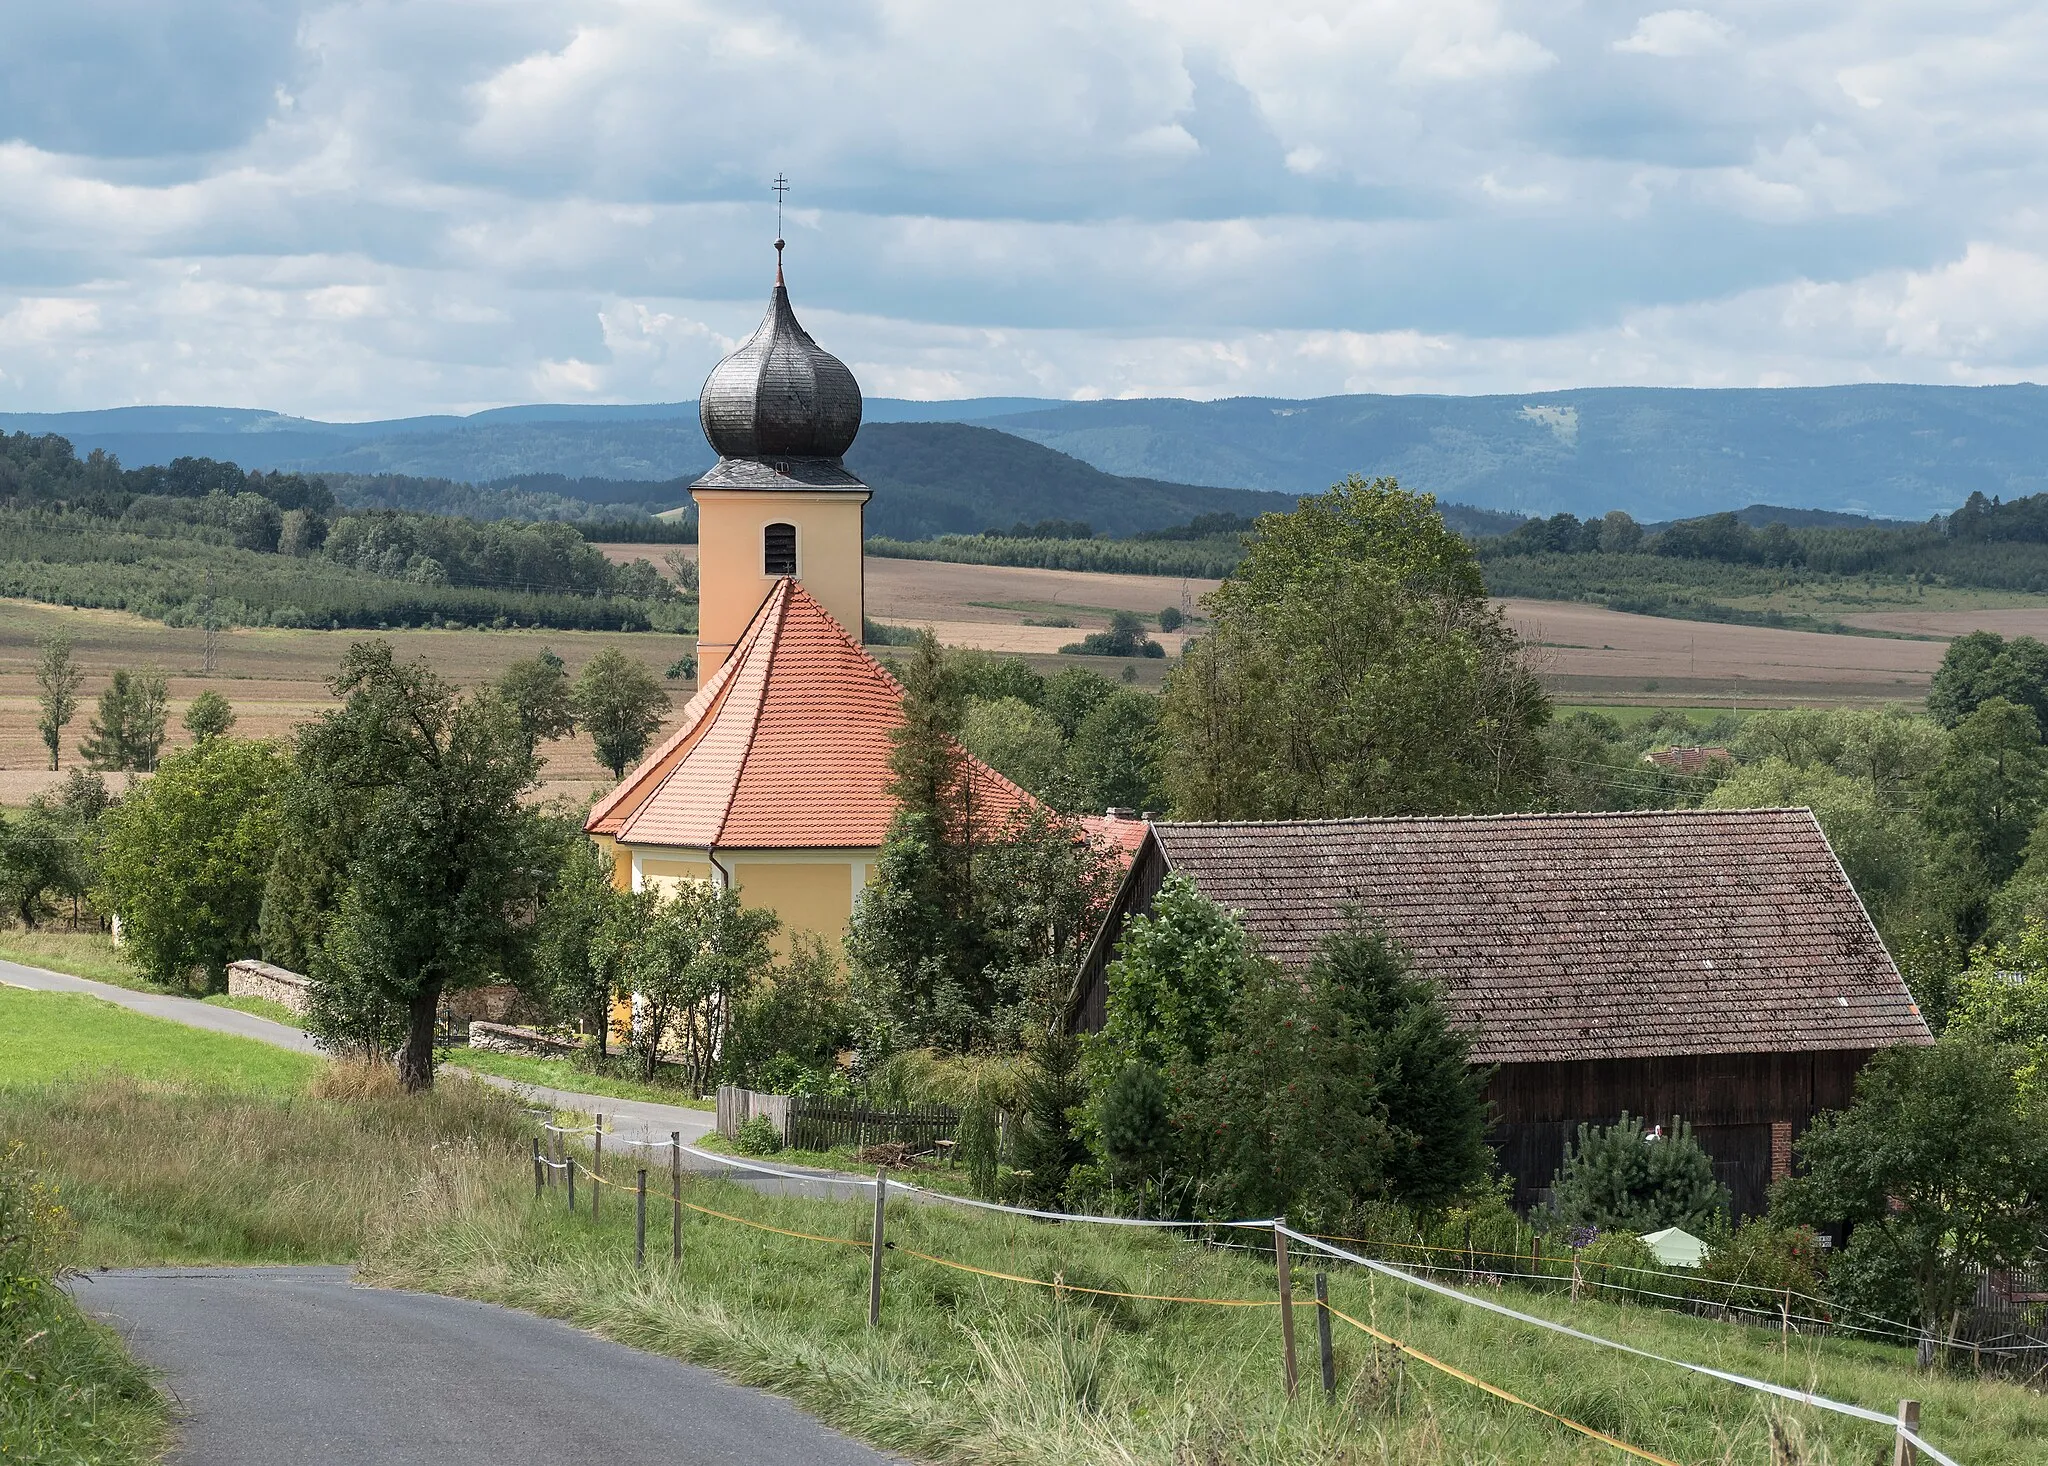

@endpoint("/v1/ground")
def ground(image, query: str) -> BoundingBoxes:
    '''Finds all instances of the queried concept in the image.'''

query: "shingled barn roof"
[1080,809,1930,1066]
[586,578,1034,850]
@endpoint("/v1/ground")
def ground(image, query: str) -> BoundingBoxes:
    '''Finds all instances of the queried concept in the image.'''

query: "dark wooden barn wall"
[1070,839,1167,1033]
[1487,1050,1870,1218]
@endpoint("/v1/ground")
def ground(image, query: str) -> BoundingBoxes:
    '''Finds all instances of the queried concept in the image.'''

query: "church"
[583,242,1038,944]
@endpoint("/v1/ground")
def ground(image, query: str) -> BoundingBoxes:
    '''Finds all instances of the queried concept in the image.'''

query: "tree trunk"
[398,983,441,1092]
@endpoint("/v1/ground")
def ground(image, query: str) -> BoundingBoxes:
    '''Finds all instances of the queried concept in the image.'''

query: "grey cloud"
[0,1,305,156]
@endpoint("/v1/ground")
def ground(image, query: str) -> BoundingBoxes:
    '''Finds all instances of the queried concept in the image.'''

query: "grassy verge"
[3,1001,2037,1465]
[200,993,304,1027]
[0,928,155,990]
[692,1130,981,1197]
[441,1047,713,1110]
[3,1140,168,1466]
[0,986,317,1094]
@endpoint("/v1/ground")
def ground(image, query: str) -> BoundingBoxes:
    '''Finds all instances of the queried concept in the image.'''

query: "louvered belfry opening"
[763,522,797,576]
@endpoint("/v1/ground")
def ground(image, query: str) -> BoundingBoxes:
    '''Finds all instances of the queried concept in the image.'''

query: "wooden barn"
[1069,809,1933,1217]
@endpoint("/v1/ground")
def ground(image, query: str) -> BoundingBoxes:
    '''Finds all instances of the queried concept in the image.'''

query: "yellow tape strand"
[1321,1303,1681,1466]
[888,1245,1281,1307]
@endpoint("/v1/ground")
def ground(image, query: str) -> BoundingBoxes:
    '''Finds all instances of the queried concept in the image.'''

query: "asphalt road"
[0,957,323,1052]
[83,1267,897,1466]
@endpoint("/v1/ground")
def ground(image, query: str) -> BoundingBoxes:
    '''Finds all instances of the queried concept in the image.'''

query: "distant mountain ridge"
[10,382,2047,523]
[984,384,2048,522]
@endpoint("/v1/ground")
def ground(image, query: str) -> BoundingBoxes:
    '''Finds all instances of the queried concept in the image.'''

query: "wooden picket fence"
[786,1096,958,1154]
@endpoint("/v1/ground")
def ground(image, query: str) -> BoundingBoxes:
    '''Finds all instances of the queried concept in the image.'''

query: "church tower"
[691,240,869,672]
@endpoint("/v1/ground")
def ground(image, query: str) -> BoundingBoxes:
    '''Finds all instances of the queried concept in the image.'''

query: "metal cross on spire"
[772,174,790,242]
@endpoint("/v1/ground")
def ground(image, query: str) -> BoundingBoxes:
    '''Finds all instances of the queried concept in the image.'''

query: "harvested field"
[0,598,688,805]
[1502,598,1952,704]
[1840,607,2048,638]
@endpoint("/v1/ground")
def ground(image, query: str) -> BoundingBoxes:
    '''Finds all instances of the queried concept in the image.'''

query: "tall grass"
[0,1071,529,1264]
[1,1144,165,1466]
[369,1145,2047,1466]
[8,1069,2045,1464]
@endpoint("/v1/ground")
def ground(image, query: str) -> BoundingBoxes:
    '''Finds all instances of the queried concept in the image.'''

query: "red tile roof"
[1080,812,1151,866]
[1136,808,1930,1066]
[586,579,1036,850]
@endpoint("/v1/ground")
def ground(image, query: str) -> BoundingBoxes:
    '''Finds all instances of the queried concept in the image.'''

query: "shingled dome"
[698,249,863,462]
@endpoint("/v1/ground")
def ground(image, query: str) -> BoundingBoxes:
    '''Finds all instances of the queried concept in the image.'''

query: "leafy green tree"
[1597,510,1642,553]
[1063,609,1163,658]
[575,648,670,778]
[626,881,779,1089]
[33,634,81,771]
[80,668,169,773]
[1706,758,1923,930]
[1927,630,2048,729]
[182,690,236,744]
[723,933,856,1090]
[1158,605,1184,632]
[1949,919,2048,1104]
[1067,690,1163,813]
[961,695,1067,800]
[1547,1114,1728,1236]
[1043,666,1115,739]
[1921,696,2048,884]
[0,806,78,929]
[1774,1039,2048,1332]
[499,647,577,752]
[951,652,1045,706]
[1162,477,1549,820]
[1099,873,1259,1070]
[286,641,554,1089]
[97,738,287,988]
[530,837,638,1057]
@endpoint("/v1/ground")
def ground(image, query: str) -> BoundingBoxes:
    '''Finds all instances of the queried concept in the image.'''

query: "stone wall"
[467,1022,582,1058]
[227,959,311,1016]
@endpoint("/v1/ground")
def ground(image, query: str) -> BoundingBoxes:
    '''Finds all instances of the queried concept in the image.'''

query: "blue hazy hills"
[9,383,2048,527]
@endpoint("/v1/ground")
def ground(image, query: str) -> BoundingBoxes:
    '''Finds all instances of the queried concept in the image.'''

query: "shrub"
[1548,1113,1729,1235]
[733,1114,783,1155]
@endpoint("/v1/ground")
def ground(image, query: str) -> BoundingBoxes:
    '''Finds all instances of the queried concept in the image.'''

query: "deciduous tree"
[499,647,577,753]
[33,634,81,771]
[285,641,553,1089]
[1162,477,1549,820]
[182,690,236,744]
[575,648,670,778]
[1774,1039,2048,1333]
[98,737,287,988]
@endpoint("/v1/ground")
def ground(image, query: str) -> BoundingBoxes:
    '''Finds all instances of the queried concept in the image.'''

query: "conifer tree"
[1548,1113,1728,1235]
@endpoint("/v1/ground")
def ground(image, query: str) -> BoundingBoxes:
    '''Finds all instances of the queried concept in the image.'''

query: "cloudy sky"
[3,1,2047,417]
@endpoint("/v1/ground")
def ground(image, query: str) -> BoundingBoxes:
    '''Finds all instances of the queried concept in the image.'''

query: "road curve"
[82,1267,896,1466]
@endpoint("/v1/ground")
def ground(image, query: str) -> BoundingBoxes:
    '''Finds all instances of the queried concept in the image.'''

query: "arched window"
[763,522,797,576]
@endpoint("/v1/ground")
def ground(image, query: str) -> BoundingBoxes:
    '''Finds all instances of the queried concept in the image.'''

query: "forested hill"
[985,383,2048,522]
[18,381,2048,524]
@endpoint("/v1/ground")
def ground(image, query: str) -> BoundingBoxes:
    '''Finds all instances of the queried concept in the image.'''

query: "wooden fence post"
[1893,1399,1920,1466]
[670,1131,683,1265]
[636,1170,647,1269]
[1314,1270,1335,1399]
[592,1114,603,1221]
[1571,1250,1583,1302]
[567,1155,576,1214]
[532,1138,543,1198]
[1275,1220,1299,1400]
[868,1167,888,1327]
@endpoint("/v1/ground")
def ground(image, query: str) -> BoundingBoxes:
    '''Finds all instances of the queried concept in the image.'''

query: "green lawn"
[443,1046,713,1110]
[0,985,318,1093]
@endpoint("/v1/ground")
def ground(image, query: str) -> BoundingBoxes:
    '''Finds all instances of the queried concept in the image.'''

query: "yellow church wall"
[722,852,876,952]
[692,488,867,671]
[613,843,876,951]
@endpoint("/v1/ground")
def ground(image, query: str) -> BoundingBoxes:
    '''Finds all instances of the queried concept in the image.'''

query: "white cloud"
[1614,11,1735,59]
[4,2,2048,417]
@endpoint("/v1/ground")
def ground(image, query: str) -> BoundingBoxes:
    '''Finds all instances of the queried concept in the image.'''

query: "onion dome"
[699,243,862,461]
